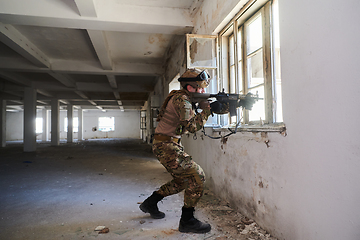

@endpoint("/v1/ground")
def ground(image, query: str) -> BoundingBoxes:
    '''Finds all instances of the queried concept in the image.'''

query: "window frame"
[218,0,281,127]
[186,34,220,127]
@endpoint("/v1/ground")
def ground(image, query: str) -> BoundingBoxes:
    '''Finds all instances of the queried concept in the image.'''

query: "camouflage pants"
[152,141,205,208]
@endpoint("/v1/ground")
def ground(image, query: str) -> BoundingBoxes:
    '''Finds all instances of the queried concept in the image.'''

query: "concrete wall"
[5,111,24,141]
[6,109,140,141]
[174,0,360,240]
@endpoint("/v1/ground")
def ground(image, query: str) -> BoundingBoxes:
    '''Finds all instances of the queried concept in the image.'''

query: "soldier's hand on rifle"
[210,101,230,115]
[198,100,210,110]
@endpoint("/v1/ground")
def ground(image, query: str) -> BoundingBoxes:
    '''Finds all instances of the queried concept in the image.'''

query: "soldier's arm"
[174,95,211,133]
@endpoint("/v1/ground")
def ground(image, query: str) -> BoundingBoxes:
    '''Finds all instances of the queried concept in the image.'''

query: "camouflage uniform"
[153,90,211,208]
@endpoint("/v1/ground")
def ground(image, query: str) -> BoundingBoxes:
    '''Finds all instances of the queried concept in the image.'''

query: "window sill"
[206,122,286,133]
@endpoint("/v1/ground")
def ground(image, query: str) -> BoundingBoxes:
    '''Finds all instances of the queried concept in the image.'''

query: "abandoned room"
[0,0,359,239]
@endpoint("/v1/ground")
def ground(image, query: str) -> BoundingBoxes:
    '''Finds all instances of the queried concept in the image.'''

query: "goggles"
[178,70,211,86]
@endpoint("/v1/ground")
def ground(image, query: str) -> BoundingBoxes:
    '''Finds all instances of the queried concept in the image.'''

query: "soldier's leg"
[152,141,205,201]
[152,142,188,196]
[182,162,205,208]
[153,142,210,233]
[178,161,210,233]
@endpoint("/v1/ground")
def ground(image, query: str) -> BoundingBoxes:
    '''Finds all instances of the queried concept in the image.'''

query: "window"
[219,0,282,126]
[64,117,79,132]
[186,34,219,127]
[169,74,181,92]
[98,117,115,132]
[36,118,43,134]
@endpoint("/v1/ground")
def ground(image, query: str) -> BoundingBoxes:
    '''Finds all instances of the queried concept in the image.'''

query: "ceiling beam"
[48,72,76,88]
[113,92,120,100]
[37,89,53,97]
[76,82,153,92]
[0,23,50,68]
[0,0,193,35]
[75,91,89,99]
[88,30,113,70]
[0,71,32,87]
[74,0,97,17]
[0,57,163,75]
[107,75,117,88]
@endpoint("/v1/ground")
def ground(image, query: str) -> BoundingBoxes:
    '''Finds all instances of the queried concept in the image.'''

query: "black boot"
[179,207,211,233]
[139,191,165,219]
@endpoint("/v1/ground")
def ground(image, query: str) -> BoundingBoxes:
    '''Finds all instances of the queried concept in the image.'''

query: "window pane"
[237,61,243,93]
[188,36,217,68]
[205,69,219,126]
[73,117,79,133]
[248,87,265,122]
[36,118,43,134]
[237,28,242,61]
[229,35,235,65]
[98,117,115,132]
[247,50,264,88]
[246,14,262,54]
[230,65,236,94]
[237,28,243,94]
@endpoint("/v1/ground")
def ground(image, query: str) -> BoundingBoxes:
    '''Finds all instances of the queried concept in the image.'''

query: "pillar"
[67,104,73,143]
[78,108,83,141]
[0,100,6,147]
[51,98,60,146]
[42,108,48,142]
[24,88,37,152]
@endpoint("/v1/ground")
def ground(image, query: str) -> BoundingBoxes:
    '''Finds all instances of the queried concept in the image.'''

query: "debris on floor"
[94,226,106,231]
[94,226,109,234]
[198,188,278,240]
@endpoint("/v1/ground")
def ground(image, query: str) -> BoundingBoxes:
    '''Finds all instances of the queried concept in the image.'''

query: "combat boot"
[139,191,165,219]
[179,207,211,233]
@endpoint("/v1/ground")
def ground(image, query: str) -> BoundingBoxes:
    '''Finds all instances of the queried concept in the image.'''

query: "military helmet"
[178,68,211,89]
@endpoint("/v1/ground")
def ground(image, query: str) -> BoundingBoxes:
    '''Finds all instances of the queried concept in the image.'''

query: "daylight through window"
[98,117,115,132]
[219,0,282,126]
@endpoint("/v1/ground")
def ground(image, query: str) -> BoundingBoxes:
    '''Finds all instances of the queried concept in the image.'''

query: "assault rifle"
[190,89,263,117]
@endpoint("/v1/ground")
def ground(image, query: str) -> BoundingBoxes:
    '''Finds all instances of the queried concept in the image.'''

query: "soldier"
[139,68,213,233]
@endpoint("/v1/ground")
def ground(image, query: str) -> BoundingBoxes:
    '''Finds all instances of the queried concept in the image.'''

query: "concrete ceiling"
[0,0,203,111]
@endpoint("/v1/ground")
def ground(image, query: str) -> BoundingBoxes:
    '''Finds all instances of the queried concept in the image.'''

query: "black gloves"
[210,101,230,115]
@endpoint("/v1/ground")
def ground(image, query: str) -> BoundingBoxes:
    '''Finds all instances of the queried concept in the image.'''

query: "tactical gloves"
[210,101,230,115]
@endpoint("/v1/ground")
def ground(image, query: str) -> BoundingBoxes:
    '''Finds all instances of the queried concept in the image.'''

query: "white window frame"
[185,0,284,132]
[218,0,283,129]
[186,34,220,127]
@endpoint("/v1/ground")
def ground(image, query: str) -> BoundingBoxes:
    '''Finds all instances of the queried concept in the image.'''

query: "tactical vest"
[155,89,190,137]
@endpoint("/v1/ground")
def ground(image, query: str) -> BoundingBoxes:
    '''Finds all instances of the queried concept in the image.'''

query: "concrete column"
[67,104,73,143]
[0,100,6,147]
[78,108,83,141]
[51,99,60,146]
[24,88,37,152]
[42,108,48,142]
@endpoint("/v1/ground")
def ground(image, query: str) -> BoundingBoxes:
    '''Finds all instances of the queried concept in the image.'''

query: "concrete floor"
[0,139,221,240]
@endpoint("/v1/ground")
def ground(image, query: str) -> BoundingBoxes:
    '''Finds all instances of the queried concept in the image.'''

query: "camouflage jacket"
[155,90,211,138]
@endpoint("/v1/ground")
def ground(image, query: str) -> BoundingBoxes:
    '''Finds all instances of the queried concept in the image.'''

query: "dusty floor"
[0,138,278,240]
